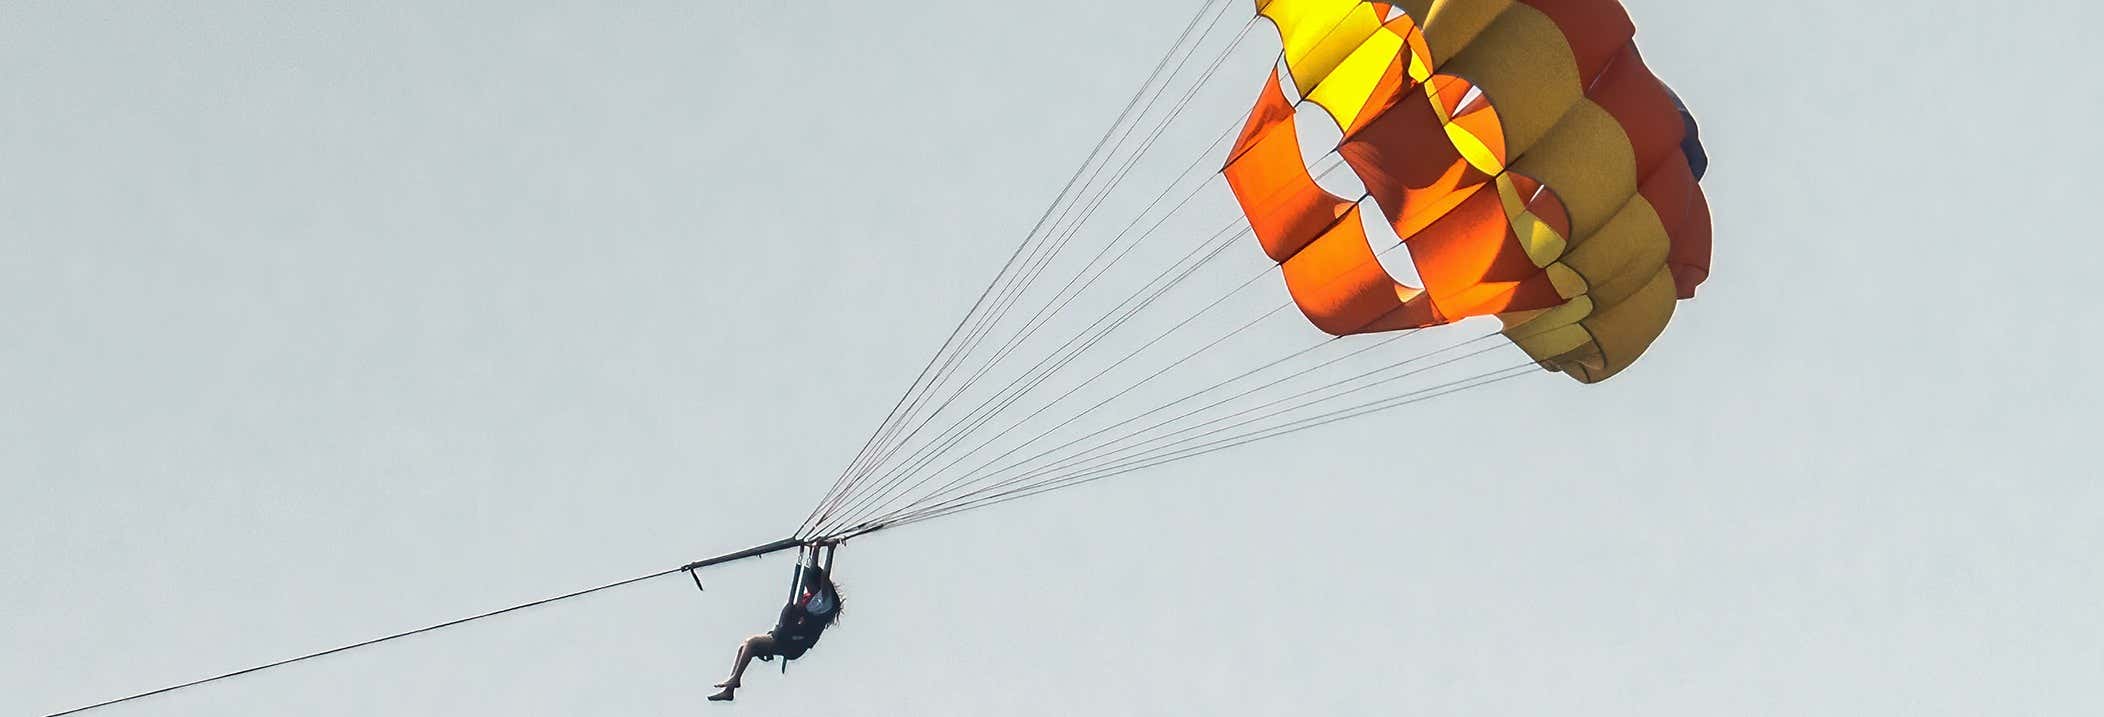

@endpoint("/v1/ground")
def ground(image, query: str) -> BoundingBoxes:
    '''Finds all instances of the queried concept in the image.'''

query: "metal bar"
[678,537,804,572]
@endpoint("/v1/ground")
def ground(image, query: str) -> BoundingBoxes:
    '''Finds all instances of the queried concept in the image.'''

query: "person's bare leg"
[709,635,768,701]
[715,639,755,687]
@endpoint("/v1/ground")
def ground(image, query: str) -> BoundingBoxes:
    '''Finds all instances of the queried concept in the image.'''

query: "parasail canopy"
[1229,0,1713,383]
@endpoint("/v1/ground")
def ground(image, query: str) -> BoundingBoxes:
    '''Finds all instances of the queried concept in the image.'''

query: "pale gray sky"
[7,1,2102,716]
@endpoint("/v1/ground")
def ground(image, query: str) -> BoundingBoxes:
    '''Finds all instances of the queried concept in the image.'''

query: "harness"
[778,542,837,673]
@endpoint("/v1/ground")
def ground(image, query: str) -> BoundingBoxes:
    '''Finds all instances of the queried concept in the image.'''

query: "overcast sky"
[7,1,2102,716]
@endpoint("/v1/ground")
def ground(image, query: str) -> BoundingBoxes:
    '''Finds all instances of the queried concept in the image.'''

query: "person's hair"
[802,566,844,626]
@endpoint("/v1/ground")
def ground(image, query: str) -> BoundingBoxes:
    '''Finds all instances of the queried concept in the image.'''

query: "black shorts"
[755,631,813,660]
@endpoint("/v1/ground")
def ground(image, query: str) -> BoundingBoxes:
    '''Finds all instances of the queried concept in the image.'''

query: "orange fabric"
[1224,71,1358,262]
[1223,70,1440,335]
[1403,176,1563,316]
[1338,76,1492,237]
[1583,45,1709,301]
[1669,188,1712,298]
[1638,153,1697,243]
[1450,93,1506,165]
[1279,206,1442,334]
[1338,72,1561,322]
[1518,175,1573,240]
[1600,41,1711,300]
[1586,46,1683,180]
[1342,16,1433,138]
[1227,69,1299,164]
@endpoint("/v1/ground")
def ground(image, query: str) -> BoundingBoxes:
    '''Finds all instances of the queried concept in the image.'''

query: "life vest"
[802,588,834,617]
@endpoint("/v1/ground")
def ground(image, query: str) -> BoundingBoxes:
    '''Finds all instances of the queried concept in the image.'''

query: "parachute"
[795,0,1713,542]
[1231,0,1712,383]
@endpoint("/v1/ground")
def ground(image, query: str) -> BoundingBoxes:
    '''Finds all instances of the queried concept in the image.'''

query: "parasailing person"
[707,562,843,702]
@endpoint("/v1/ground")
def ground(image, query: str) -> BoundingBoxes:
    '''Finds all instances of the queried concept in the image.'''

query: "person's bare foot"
[707,687,736,702]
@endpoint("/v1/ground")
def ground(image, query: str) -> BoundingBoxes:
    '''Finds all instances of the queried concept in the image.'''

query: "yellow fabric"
[1568,268,1677,382]
[1437,4,1580,158]
[1519,326,1597,366]
[1306,23,1408,130]
[1495,174,1567,266]
[1444,115,1505,174]
[1417,0,1513,61]
[1444,6,1674,381]
[1259,0,1386,95]
[1507,102,1638,240]
[1503,295,1595,358]
[1544,262,1588,299]
[1502,212,1678,383]
[1564,195,1670,308]
[1502,295,1589,338]
[1404,25,1434,84]
[1513,213,1567,267]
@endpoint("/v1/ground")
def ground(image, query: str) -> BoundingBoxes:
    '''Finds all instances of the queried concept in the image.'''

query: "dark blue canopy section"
[1666,87,1708,180]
